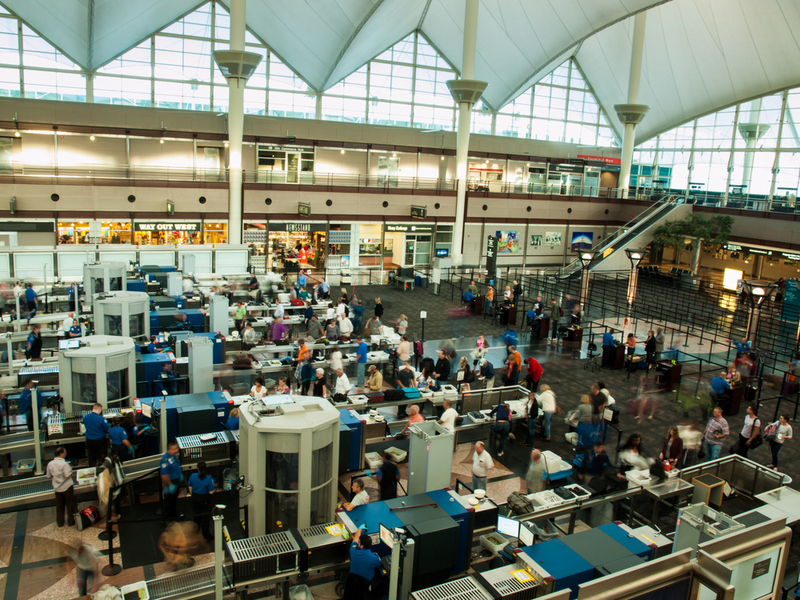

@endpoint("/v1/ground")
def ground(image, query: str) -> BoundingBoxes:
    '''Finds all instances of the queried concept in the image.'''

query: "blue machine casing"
[127,279,146,293]
[136,352,174,397]
[140,391,230,441]
[338,410,363,472]
[521,523,652,599]
[426,489,473,574]
[150,308,205,334]
[522,539,594,599]
[345,490,471,575]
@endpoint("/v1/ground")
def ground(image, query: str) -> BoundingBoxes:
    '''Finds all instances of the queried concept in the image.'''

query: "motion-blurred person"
[71,544,101,596]
[159,521,206,571]
[526,449,546,493]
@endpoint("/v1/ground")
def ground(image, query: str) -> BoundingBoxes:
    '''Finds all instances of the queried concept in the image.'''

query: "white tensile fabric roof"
[5,0,800,143]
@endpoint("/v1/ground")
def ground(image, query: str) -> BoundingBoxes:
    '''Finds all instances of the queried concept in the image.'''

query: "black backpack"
[385,388,405,402]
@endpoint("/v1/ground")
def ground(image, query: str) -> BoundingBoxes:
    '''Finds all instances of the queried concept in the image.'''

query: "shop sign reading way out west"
[135,222,201,232]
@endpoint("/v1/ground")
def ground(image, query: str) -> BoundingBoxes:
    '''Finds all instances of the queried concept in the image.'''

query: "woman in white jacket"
[537,384,556,442]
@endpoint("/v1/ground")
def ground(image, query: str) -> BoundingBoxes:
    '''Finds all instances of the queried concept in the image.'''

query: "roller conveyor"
[0,431,36,453]
[146,565,228,600]
[0,454,164,511]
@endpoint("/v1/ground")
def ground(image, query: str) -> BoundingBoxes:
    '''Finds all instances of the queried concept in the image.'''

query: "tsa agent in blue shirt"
[346,528,383,596]
[24,284,37,317]
[319,279,330,299]
[160,441,182,519]
[356,337,368,388]
[601,331,617,368]
[109,417,133,461]
[187,461,215,540]
[84,403,110,466]
[67,283,77,311]
[146,335,160,354]
[226,407,240,431]
[68,323,82,338]
[18,380,34,432]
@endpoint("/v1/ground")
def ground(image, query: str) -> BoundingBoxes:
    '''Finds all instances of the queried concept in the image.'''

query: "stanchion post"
[32,384,42,475]
[214,510,224,600]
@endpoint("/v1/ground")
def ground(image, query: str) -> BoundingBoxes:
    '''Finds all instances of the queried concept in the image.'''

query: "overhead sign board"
[385,224,434,233]
[135,222,201,232]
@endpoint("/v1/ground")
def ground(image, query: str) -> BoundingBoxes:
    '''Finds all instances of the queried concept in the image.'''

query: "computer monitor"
[497,515,520,538]
[379,523,394,549]
[518,523,535,547]
[58,339,80,350]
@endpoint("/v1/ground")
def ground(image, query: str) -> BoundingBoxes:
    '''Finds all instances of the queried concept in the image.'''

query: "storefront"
[57,221,132,244]
[244,222,326,273]
[384,223,437,268]
[132,221,227,245]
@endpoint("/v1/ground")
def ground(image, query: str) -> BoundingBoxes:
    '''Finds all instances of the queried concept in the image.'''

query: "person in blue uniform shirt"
[24,283,37,320]
[146,335,160,354]
[226,407,239,431]
[187,461,215,540]
[68,322,82,338]
[27,324,42,360]
[67,282,77,312]
[109,417,134,462]
[344,527,383,600]
[160,441,182,520]
[84,403,110,467]
[602,330,617,368]
[318,278,330,300]
[160,362,178,395]
[296,269,307,293]
[710,373,732,411]
[18,380,34,432]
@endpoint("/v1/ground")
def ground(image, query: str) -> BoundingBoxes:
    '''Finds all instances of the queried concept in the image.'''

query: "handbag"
[764,422,779,442]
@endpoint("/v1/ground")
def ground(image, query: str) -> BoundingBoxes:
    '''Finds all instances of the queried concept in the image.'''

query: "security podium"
[58,335,136,412]
[83,262,127,309]
[94,292,150,341]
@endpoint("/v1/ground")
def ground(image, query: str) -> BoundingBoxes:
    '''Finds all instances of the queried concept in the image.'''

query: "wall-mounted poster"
[530,235,542,247]
[495,230,520,253]
[544,231,562,246]
[571,231,593,251]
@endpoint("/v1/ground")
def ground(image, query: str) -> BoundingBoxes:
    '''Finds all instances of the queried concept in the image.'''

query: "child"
[276,377,290,395]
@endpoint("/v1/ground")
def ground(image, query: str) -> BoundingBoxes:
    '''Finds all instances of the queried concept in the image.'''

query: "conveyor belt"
[0,432,35,453]
[146,565,224,600]
[0,454,164,511]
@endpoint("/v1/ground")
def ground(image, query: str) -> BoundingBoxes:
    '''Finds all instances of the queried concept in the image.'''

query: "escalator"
[547,197,690,279]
